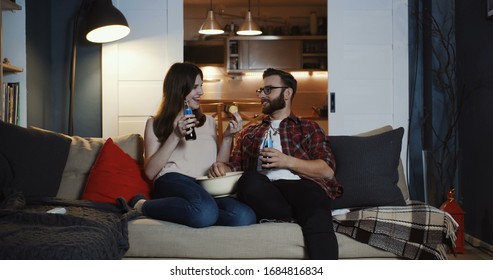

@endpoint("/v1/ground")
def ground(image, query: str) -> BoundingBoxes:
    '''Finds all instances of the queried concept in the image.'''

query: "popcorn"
[228,105,238,114]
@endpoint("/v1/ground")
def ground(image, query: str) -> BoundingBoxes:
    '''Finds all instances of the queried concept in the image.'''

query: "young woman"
[129,62,256,228]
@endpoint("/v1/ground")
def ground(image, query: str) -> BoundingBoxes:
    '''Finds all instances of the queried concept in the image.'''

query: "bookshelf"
[1,0,25,126]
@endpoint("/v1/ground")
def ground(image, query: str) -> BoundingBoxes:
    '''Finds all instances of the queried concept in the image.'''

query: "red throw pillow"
[82,138,151,204]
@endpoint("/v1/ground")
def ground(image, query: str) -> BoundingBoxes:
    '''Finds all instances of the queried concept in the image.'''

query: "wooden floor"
[447,242,493,260]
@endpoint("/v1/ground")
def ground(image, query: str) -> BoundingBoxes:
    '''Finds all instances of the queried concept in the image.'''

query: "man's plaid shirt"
[228,113,343,199]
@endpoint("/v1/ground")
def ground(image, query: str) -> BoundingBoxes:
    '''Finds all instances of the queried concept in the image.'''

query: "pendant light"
[85,0,131,43]
[237,0,262,36]
[199,0,224,35]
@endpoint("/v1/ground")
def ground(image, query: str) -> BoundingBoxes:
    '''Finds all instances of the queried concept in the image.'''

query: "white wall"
[3,0,27,127]
[102,0,183,137]
[327,0,409,174]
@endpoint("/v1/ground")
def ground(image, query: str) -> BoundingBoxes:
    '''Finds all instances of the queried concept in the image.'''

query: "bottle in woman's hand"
[184,101,196,141]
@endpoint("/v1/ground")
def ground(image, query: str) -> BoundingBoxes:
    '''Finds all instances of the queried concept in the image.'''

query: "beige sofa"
[53,126,423,259]
[1,120,458,259]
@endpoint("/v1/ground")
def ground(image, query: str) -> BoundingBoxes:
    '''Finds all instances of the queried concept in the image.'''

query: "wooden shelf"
[302,53,327,57]
[2,0,21,11]
[2,63,23,72]
[227,35,327,41]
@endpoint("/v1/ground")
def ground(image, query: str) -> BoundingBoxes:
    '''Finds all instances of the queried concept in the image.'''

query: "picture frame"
[488,0,493,19]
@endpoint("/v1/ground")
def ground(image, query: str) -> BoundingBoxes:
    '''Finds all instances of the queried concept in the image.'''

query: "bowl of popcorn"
[196,171,243,197]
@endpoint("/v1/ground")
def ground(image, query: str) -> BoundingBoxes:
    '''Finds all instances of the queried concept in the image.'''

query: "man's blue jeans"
[141,172,256,228]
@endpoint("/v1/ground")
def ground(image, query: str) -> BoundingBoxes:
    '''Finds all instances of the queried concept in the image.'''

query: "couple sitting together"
[125,62,342,260]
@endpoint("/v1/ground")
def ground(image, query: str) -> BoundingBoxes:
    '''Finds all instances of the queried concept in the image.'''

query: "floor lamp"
[69,0,130,136]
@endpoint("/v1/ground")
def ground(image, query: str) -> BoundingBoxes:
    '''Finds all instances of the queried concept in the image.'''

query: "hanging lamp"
[198,0,224,35]
[85,0,130,43]
[69,0,130,135]
[237,0,262,35]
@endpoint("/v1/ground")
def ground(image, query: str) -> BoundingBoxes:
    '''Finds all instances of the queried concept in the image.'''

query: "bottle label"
[184,105,196,141]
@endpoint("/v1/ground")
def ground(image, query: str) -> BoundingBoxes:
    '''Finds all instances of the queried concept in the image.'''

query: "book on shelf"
[1,82,20,125]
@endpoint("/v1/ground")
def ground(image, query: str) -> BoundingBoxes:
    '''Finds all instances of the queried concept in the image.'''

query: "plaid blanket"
[332,201,458,259]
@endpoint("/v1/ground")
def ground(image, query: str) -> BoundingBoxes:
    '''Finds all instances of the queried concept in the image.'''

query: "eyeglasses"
[256,86,288,95]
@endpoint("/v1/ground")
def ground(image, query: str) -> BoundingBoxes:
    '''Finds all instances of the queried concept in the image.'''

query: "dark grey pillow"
[330,127,406,209]
[0,122,71,200]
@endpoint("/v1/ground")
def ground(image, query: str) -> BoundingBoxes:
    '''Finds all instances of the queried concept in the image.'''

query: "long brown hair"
[153,62,206,143]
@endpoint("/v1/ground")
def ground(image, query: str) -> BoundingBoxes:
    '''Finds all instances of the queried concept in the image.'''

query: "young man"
[208,68,342,260]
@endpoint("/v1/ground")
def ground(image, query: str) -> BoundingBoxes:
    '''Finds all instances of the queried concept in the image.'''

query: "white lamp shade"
[86,25,130,43]
[237,11,262,35]
[199,10,224,35]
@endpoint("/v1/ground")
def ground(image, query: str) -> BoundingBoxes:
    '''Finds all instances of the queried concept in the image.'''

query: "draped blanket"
[332,201,458,259]
[0,194,131,260]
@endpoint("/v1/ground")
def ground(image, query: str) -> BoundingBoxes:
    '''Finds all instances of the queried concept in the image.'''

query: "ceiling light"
[199,0,224,35]
[237,0,262,36]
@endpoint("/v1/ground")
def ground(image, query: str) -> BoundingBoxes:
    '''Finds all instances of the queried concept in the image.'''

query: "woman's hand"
[173,112,197,138]
[223,112,242,138]
[208,162,232,178]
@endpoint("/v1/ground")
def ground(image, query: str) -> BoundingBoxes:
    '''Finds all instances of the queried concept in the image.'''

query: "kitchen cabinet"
[184,39,225,66]
[226,36,327,73]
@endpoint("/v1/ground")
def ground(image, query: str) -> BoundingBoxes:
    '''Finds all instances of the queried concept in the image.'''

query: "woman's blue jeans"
[141,172,256,228]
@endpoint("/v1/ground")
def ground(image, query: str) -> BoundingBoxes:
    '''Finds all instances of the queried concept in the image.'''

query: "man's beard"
[262,91,286,115]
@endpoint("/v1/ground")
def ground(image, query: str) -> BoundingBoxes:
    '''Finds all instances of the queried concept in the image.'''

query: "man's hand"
[259,148,333,178]
[223,112,242,138]
[259,147,291,169]
[208,162,232,178]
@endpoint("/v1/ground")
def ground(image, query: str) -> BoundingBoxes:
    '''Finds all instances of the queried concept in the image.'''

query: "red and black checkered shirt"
[228,113,343,199]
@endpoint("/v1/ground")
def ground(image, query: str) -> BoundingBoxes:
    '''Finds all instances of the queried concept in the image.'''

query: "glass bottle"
[265,130,273,149]
[184,100,196,141]
[261,130,273,169]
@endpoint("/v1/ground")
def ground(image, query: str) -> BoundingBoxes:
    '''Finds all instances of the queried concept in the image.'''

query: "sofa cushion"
[126,218,307,259]
[57,133,144,200]
[125,218,399,259]
[356,125,409,201]
[330,127,406,209]
[81,138,151,204]
[0,122,71,200]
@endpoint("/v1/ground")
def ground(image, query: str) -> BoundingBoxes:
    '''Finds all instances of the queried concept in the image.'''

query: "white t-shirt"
[258,120,301,181]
